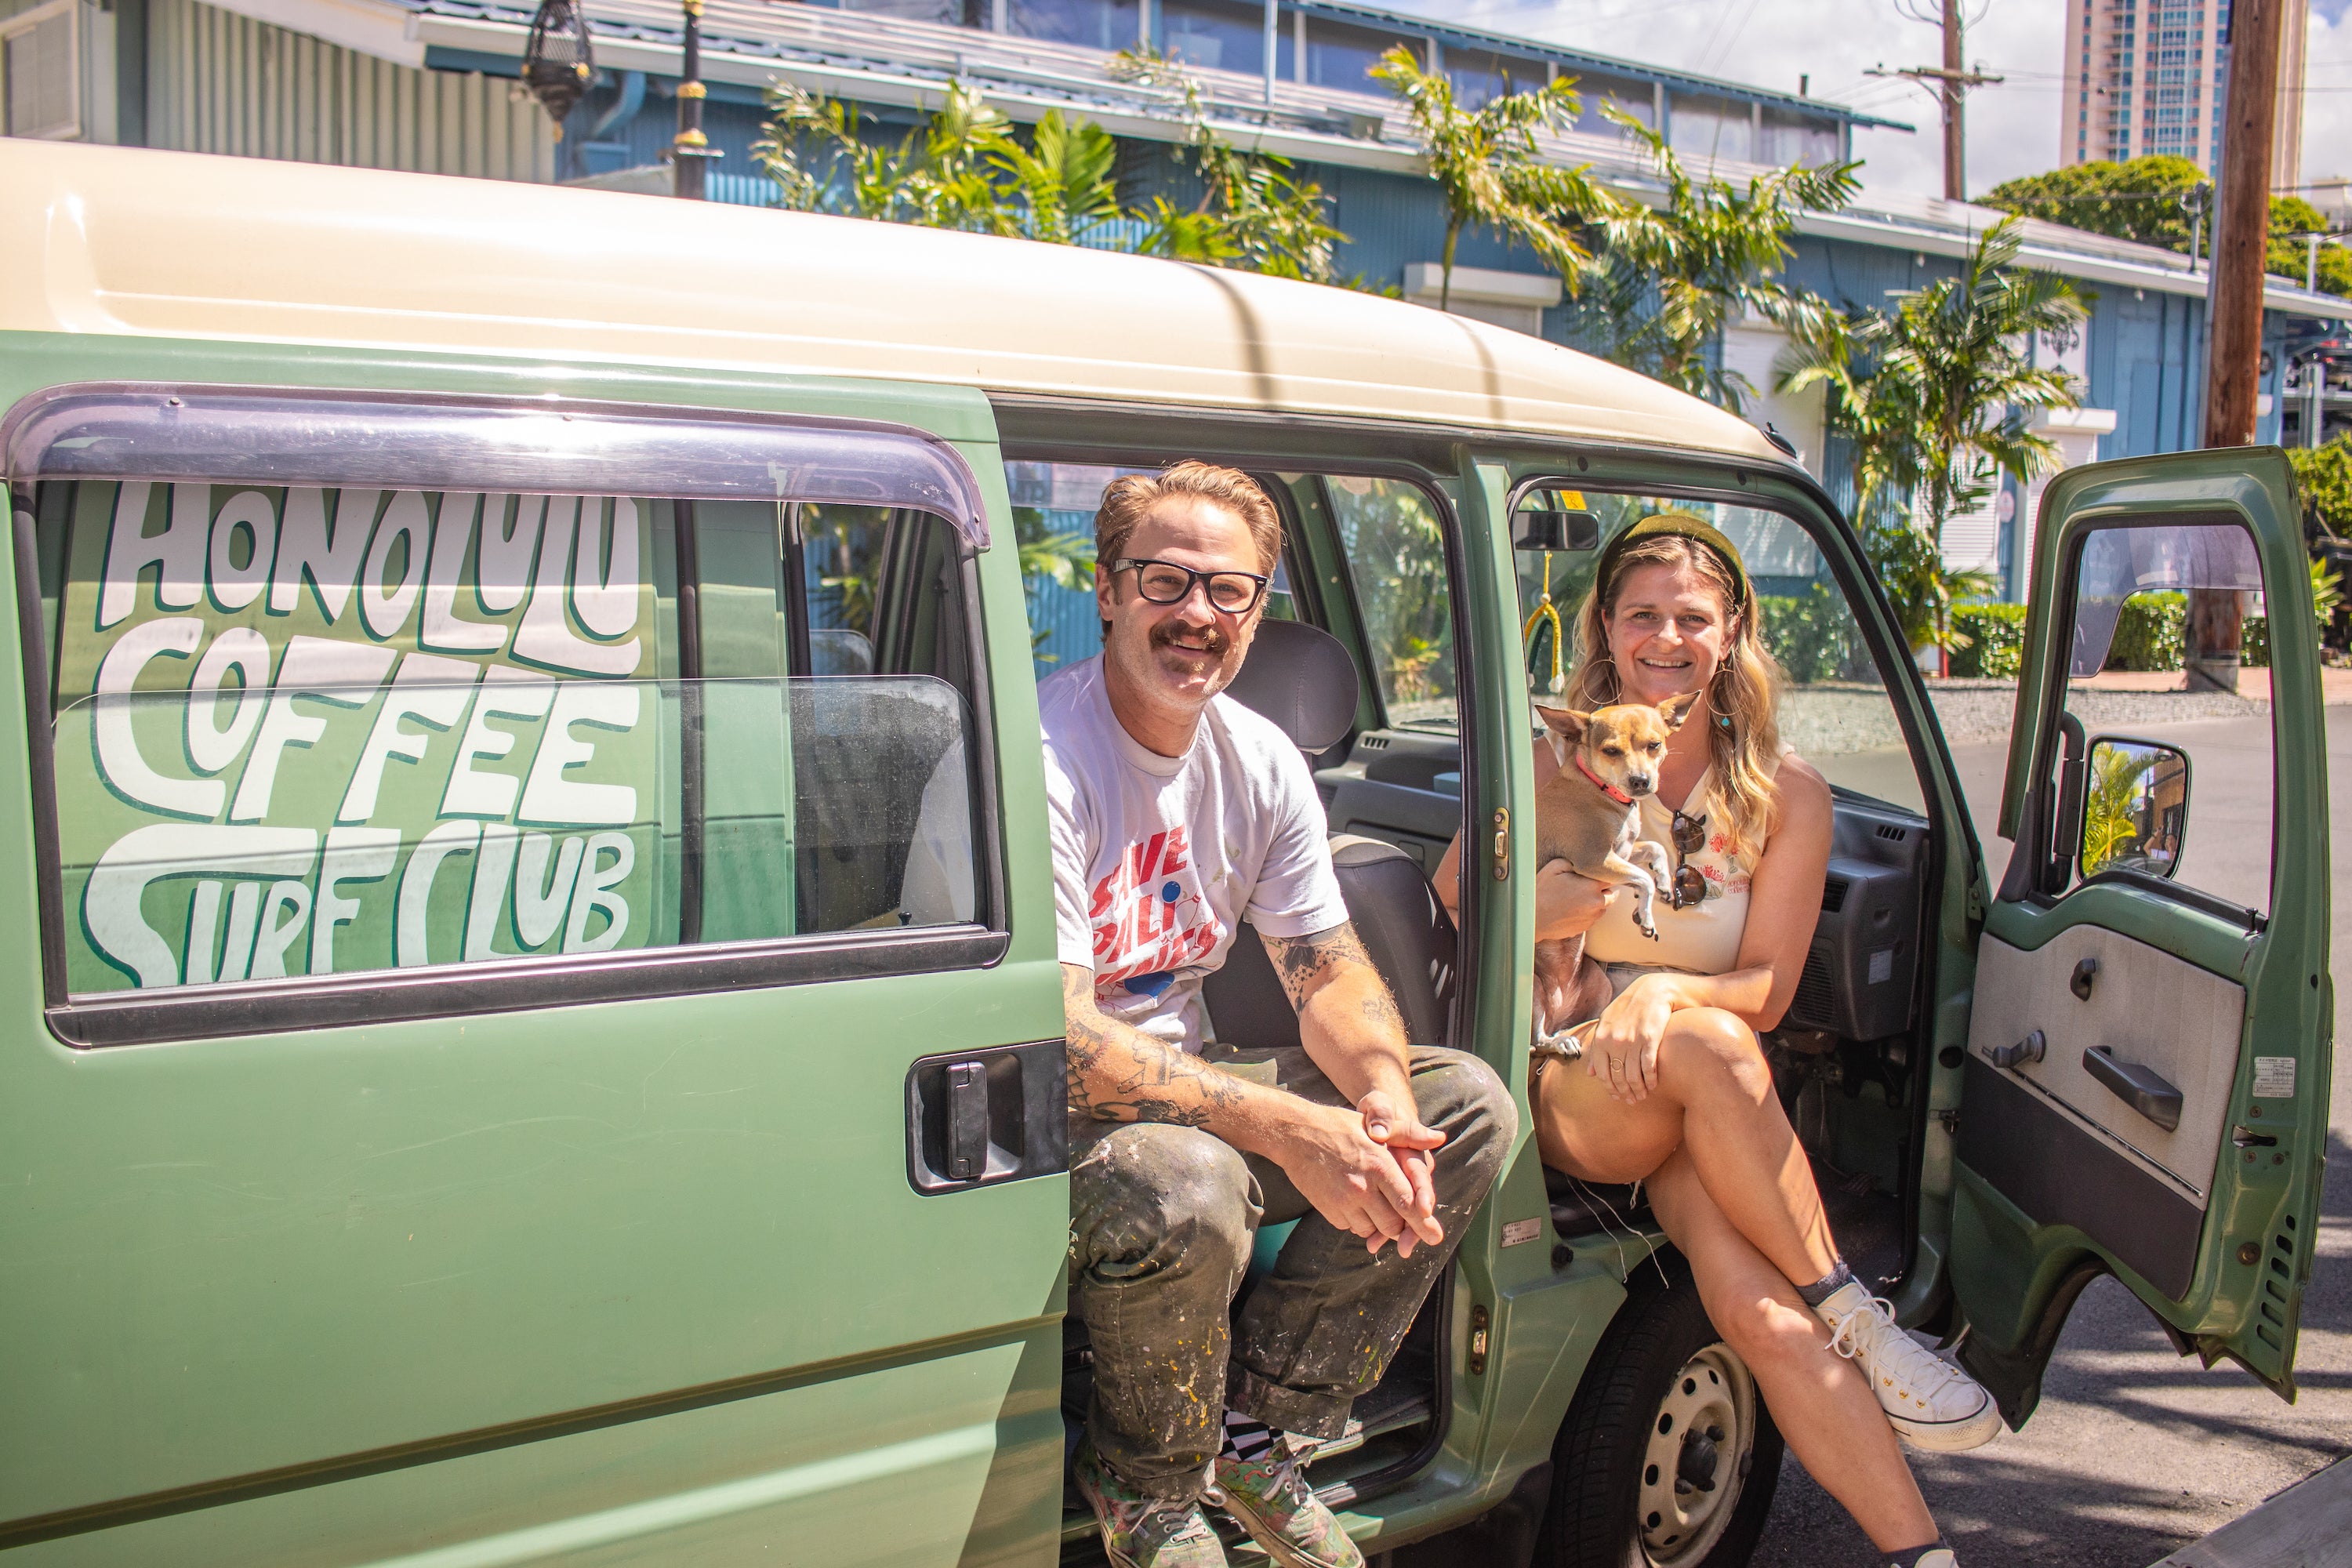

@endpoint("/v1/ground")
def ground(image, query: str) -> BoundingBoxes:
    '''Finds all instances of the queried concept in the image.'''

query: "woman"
[1434,514,1994,1568]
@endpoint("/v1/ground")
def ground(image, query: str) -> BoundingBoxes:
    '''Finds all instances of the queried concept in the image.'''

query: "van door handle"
[945,1062,990,1181]
[905,1041,1068,1193]
[2082,1047,2183,1132]
[1989,1029,2045,1069]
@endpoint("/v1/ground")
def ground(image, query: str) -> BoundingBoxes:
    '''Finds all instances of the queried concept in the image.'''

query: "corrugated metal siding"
[147,0,554,182]
[1027,579,1102,677]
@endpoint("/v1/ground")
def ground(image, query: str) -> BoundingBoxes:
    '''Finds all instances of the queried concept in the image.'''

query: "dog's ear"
[1534,703,1593,742]
[1657,691,1700,731]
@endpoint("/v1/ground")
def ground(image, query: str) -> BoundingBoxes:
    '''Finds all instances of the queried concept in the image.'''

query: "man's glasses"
[1667,809,1709,910]
[1114,558,1270,615]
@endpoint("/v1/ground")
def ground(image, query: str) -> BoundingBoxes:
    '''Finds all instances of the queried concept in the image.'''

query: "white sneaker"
[1813,1282,2002,1452]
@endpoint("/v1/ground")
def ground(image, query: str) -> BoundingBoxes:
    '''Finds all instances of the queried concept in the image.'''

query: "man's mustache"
[1150,622,1230,655]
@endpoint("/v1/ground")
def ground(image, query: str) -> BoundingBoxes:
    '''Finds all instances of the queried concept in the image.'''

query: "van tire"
[1538,1255,1784,1568]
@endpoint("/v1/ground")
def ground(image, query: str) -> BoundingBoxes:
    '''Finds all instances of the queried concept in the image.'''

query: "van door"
[1951,448,2330,1419]
[0,384,1067,1563]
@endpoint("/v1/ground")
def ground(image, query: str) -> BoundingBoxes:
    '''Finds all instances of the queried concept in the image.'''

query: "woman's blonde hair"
[1563,528,1785,865]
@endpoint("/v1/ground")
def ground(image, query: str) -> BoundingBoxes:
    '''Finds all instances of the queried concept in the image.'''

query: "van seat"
[1203,836,1457,1051]
[789,674,973,931]
[1210,620,1455,1050]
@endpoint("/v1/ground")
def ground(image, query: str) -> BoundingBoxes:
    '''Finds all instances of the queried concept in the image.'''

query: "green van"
[0,140,2330,1568]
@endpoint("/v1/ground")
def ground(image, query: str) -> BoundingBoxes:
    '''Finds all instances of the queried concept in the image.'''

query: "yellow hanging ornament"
[1523,550,1566,696]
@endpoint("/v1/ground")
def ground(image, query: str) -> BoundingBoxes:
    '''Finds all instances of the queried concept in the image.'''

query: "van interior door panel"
[1952,453,2328,1409]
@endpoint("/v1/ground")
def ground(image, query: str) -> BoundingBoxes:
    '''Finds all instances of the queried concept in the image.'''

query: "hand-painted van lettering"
[62,483,662,993]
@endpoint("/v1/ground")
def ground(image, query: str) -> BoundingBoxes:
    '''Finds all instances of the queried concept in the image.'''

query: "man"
[1047,461,1515,1568]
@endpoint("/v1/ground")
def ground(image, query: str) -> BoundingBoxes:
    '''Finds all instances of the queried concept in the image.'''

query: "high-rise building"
[2060,0,2307,189]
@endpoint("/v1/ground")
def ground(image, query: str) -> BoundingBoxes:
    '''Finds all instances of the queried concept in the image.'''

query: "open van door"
[1951,448,2331,1423]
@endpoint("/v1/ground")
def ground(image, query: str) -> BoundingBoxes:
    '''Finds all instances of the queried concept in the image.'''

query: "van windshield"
[1515,492,1928,818]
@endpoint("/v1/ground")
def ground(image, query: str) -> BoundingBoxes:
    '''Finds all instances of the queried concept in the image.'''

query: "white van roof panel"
[4,142,1784,463]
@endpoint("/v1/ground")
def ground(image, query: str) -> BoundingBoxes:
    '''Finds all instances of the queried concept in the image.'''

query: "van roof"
[3,141,1783,464]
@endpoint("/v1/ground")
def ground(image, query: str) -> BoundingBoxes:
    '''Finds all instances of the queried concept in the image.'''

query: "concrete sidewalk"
[2150,1455,2352,1566]
[2071,666,2352,706]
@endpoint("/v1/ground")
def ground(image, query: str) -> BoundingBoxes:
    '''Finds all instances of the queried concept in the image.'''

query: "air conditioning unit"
[3,0,105,143]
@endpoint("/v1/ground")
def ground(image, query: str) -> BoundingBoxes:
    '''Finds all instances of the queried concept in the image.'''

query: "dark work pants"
[1067,1044,1515,1504]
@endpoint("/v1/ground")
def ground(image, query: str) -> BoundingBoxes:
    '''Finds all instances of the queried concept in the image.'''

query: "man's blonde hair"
[1095,462,1283,575]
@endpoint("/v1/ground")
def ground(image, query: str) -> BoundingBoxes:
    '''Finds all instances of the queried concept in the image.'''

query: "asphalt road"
[1751,708,2352,1567]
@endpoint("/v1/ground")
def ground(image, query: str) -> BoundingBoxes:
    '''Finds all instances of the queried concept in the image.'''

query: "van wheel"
[1539,1258,1784,1568]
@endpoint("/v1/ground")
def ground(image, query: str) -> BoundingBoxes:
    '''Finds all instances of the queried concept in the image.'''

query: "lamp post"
[672,0,720,200]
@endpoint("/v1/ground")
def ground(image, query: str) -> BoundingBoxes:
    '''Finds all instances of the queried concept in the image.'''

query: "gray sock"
[1882,1539,1953,1567]
[1796,1259,1854,1308]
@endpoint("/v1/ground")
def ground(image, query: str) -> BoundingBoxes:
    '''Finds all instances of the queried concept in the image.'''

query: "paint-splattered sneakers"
[1815,1281,2003,1452]
[1210,1435,1364,1568]
[1073,1443,1229,1568]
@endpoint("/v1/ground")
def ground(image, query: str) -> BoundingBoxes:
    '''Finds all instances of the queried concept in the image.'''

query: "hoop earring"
[1593,652,1622,702]
[1711,671,1735,732]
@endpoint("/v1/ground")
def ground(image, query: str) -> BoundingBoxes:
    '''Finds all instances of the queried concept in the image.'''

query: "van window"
[33,471,986,1007]
[1327,477,1455,730]
[2045,519,2273,915]
[1512,492,1928,817]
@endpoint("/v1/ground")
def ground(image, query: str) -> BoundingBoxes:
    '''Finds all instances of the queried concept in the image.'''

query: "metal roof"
[1276,0,1909,129]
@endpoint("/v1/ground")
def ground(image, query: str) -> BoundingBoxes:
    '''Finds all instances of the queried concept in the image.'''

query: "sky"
[1384,0,2352,210]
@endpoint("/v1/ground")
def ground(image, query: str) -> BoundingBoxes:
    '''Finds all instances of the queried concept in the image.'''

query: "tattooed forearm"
[1264,921,1411,1057]
[1061,964,1248,1127]
[1263,921,1378,1009]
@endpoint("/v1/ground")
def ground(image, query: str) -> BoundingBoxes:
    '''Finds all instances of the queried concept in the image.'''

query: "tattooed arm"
[1259,924,1448,1247]
[1062,960,1433,1252]
[1061,962,1272,1130]
[1259,921,1414,1105]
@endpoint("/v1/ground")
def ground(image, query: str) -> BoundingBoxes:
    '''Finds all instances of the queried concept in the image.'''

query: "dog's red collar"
[1573,753,1635,806]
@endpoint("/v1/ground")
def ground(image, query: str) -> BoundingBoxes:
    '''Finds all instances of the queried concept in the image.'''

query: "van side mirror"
[2078,735,2191,883]
[1513,508,1601,553]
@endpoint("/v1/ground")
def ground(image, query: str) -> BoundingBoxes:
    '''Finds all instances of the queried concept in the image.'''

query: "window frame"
[6,384,1009,1049]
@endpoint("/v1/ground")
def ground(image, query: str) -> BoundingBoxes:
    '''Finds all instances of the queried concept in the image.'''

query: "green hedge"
[1947,604,2027,678]
[2243,615,2270,668]
[1756,583,1866,684]
[2108,591,2187,672]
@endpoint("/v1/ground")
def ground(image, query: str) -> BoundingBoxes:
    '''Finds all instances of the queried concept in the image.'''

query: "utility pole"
[1869,0,2002,202]
[1938,0,1965,202]
[2190,0,2289,692]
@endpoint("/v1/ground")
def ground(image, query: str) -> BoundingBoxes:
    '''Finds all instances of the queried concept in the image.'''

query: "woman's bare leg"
[1646,1152,1938,1554]
[1534,1006,1837,1286]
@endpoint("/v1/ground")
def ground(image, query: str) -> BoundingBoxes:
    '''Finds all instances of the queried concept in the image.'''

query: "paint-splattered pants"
[1068,1043,1515,1504]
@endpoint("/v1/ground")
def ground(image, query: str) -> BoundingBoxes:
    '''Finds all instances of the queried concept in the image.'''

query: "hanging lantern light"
[523,0,596,129]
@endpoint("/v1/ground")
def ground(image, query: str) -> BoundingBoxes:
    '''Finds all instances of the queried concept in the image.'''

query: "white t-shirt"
[1043,656,1349,1053]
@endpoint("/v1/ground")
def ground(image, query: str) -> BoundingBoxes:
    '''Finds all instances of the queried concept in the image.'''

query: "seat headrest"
[1221,619,1359,753]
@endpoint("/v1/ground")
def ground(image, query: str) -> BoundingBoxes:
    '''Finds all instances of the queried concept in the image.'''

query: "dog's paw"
[1638,920,1661,942]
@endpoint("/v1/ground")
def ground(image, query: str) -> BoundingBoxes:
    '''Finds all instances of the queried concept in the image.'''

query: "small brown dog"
[1528,693,1698,1040]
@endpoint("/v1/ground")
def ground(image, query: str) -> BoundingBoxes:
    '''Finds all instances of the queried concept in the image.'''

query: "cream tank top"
[1582,750,1784,977]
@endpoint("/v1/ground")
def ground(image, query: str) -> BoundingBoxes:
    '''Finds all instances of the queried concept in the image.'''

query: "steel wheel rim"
[1637,1342,1758,1565]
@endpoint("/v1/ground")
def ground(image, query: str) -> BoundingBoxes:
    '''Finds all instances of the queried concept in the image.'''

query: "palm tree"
[1780,216,2086,654]
[989,111,1121,245]
[1569,108,1859,410]
[2080,742,2153,876]
[1370,47,1610,310]
[1112,49,1346,283]
[760,64,1344,283]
